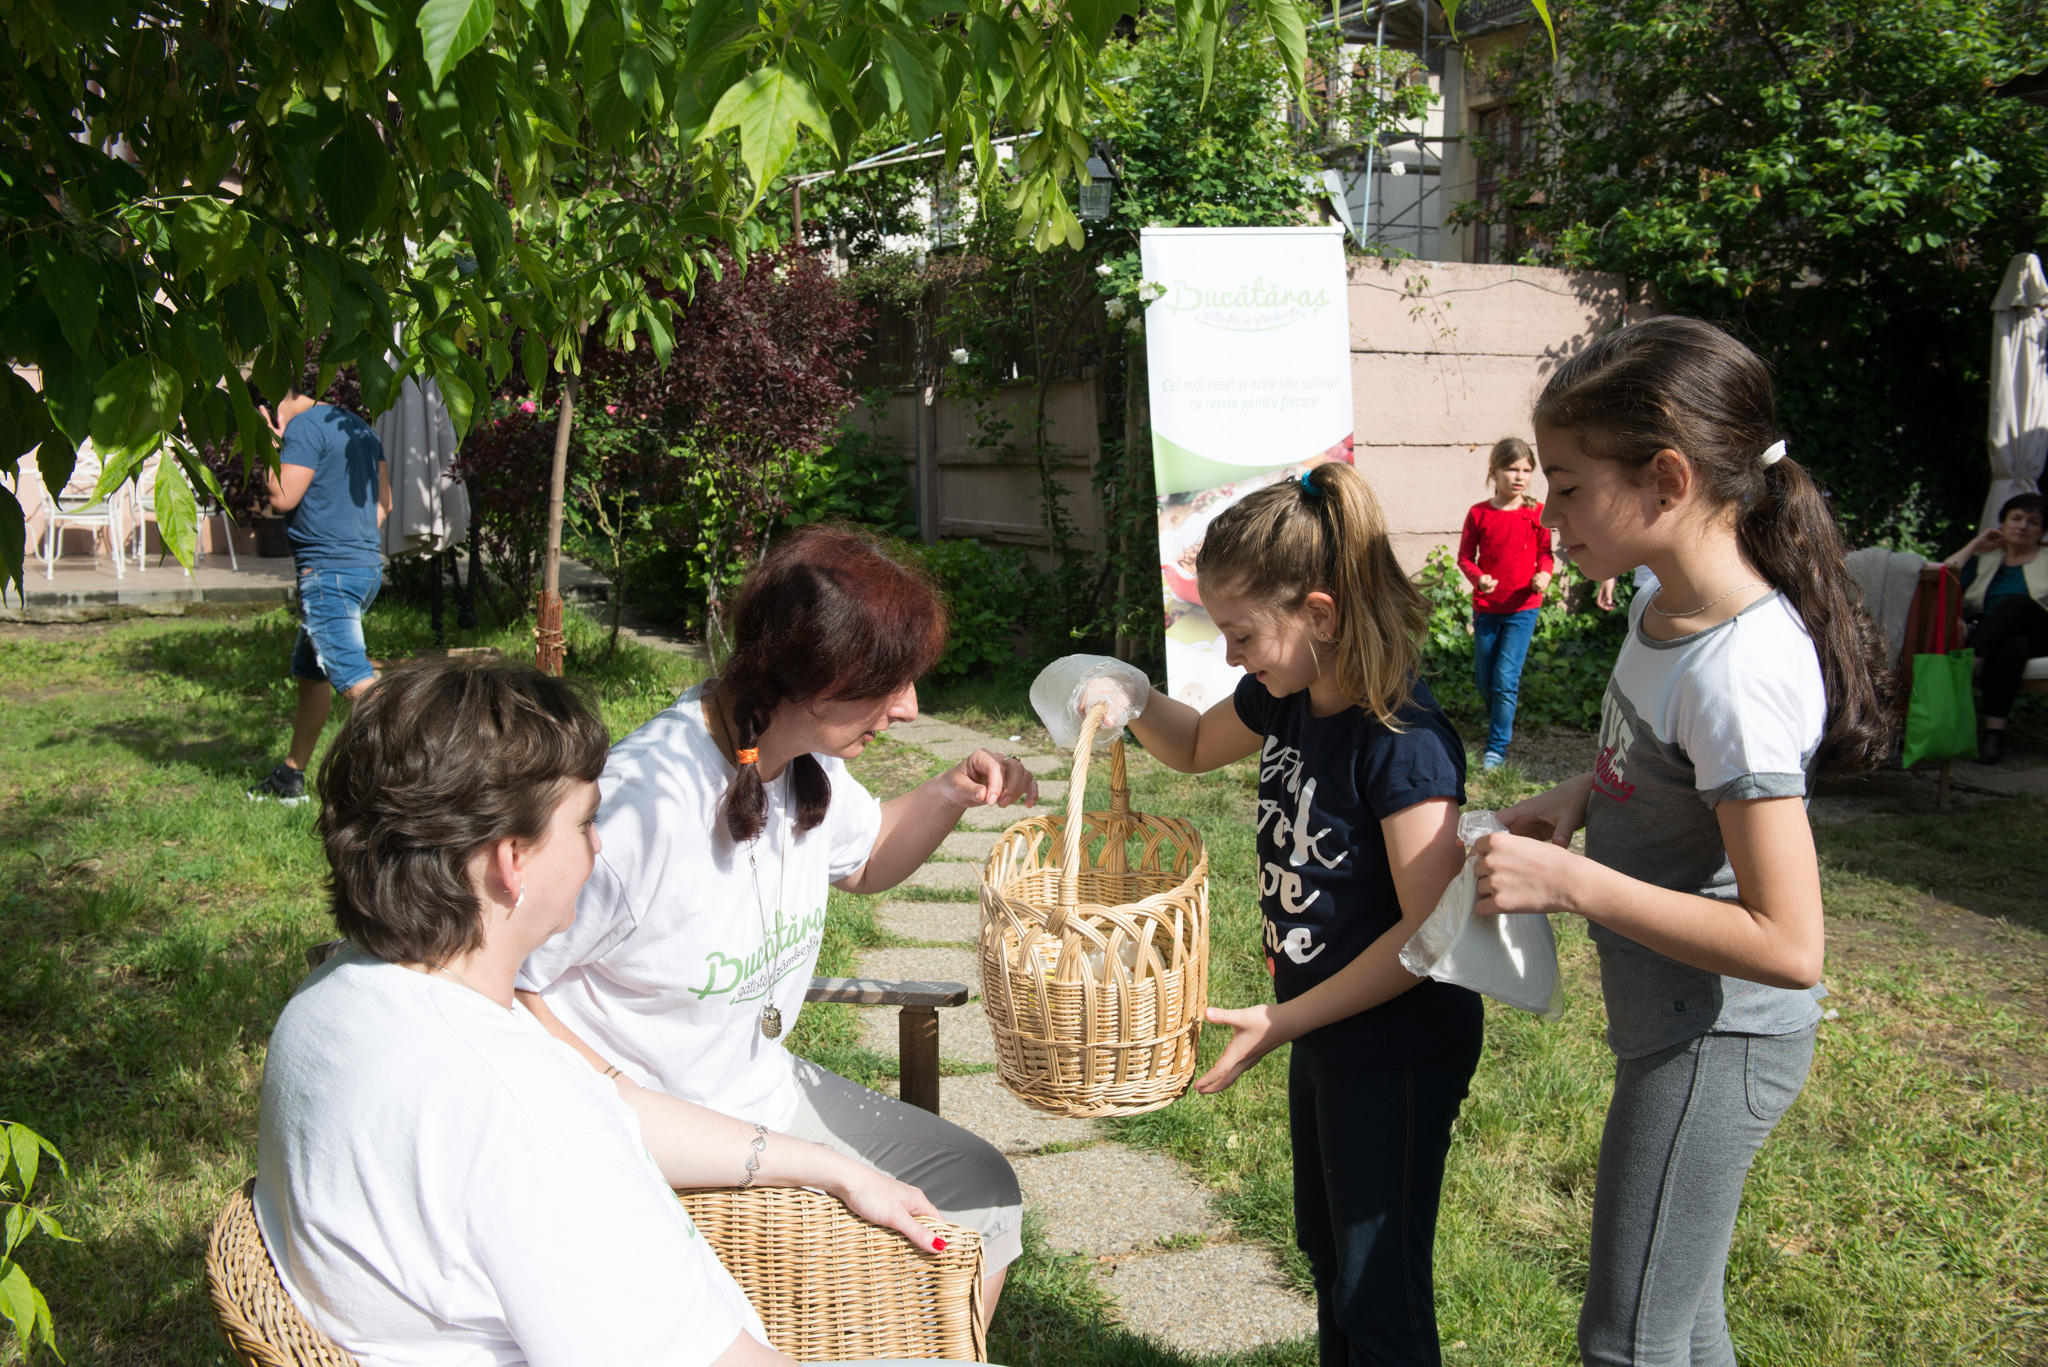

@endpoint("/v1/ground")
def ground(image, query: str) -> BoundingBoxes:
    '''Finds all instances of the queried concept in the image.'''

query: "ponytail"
[715,523,948,845]
[1533,316,1897,775]
[1196,462,1428,728]
[1739,457,1897,774]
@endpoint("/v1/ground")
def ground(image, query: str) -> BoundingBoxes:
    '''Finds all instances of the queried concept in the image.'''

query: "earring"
[513,885,526,910]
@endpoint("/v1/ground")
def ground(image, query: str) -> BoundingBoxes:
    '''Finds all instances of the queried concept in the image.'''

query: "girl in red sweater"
[1458,437,1554,770]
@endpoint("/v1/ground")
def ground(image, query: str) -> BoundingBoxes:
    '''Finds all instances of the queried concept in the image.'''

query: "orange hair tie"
[734,748,760,765]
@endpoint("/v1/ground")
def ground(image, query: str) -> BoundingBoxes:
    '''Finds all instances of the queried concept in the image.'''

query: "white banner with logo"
[1141,225,1354,711]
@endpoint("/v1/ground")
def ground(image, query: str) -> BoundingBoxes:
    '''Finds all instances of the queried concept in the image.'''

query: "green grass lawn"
[1,612,2043,1364]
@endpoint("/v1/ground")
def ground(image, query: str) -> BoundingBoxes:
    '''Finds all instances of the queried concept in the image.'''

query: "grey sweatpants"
[786,1059,1024,1273]
[1579,1028,1815,1367]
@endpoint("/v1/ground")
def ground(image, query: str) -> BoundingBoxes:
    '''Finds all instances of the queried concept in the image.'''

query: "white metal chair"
[40,449,129,580]
[130,453,238,573]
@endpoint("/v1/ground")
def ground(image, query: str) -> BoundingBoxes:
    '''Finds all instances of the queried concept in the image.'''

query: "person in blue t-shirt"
[1049,460,1480,1367]
[247,387,390,806]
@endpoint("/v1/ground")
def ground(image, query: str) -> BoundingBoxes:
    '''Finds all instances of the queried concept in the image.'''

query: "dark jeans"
[1968,594,2048,720]
[1473,608,1539,758]
[1290,1030,1484,1367]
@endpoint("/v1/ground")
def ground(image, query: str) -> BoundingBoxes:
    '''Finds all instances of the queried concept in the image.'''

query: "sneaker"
[248,762,310,806]
[1482,752,1506,772]
[1977,730,2005,765]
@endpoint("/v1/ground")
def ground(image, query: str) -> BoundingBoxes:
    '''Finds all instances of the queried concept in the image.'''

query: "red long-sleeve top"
[1458,500,1555,614]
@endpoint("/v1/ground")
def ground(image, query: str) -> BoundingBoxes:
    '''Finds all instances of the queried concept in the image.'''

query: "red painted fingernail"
[932,1237,948,1251]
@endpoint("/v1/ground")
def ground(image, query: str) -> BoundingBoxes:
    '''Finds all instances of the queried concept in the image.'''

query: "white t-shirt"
[517,684,884,1129]
[1584,590,1829,1057]
[255,946,767,1367]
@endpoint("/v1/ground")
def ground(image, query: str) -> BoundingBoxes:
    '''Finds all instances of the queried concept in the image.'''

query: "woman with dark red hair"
[515,525,1032,1320]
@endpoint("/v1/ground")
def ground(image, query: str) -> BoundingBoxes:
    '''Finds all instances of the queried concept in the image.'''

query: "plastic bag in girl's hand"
[1398,810,1564,1019]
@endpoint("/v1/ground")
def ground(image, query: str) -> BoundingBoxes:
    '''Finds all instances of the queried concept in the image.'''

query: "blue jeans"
[1472,608,1538,759]
[1290,1031,1483,1367]
[291,566,382,691]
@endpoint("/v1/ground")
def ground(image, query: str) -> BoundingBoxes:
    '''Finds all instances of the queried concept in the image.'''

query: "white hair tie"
[1758,439,1788,467]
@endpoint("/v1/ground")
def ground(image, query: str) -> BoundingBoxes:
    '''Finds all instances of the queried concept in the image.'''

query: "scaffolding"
[1312,0,1535,260]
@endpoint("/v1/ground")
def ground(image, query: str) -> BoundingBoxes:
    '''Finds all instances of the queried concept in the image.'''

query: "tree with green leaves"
[1464,0,2048,546]
[0,1120,70,1362]
[0,0,1309,602]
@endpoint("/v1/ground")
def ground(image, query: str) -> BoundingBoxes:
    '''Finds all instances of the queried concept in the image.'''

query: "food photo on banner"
[1140,225,1356,709]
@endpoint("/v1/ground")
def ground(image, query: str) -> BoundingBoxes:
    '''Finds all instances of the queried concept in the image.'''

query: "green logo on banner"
[1160,276,1334,332]
[1151,432,1300,496]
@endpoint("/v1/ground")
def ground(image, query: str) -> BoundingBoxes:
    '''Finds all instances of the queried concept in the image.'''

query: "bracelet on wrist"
[737,1122,768,1189]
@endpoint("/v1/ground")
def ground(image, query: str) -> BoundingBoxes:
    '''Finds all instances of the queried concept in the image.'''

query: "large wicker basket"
[205,1179,986,1364]
[979,702,1210,1118]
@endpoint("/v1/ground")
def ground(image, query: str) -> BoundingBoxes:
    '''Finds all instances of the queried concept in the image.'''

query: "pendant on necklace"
[760,1004,784,1040]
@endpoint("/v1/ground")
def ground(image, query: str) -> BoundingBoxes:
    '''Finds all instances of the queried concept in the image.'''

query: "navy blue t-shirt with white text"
[1233,672,1483,1069]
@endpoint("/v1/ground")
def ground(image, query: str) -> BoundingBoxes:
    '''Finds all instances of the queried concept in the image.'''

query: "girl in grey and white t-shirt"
[1468,318,1895,1367]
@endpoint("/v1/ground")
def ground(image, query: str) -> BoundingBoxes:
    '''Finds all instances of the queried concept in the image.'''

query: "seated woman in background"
[256,658,954,1367]
[1940,492,2047,763]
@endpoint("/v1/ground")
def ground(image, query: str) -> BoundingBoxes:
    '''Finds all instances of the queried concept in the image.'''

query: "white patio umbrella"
[375,375,470,559]
[1982,252,2048,532]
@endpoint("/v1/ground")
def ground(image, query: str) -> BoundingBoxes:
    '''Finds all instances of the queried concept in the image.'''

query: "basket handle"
[1053,703,1131,936]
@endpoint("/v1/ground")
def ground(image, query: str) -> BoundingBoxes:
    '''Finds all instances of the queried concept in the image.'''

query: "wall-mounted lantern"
[1079,154,1116,220]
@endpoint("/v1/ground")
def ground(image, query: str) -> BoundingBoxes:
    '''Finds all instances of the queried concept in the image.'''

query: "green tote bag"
[1900,572,1977,769]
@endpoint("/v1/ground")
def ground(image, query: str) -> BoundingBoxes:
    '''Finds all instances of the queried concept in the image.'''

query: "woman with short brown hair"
[516,525,1035,1320]
[258,658,954,1366]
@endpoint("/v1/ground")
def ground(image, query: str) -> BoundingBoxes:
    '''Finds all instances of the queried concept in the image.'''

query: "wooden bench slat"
[804,977,969,1008]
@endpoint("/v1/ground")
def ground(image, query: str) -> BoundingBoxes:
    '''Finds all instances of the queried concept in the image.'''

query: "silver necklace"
[745,776,790,1040]
[1648,580,1767,618]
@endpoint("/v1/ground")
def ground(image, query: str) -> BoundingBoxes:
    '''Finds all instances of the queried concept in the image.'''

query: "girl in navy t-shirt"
[1051,461,1481,1367]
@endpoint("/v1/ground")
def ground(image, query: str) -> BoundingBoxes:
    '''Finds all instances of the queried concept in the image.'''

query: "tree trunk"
[537,355,580,676]
[1116,331,1150,663]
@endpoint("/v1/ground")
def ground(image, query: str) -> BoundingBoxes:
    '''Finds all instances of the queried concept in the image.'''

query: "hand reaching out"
[1193,1005,1286,1094]
[940,749,1038,809]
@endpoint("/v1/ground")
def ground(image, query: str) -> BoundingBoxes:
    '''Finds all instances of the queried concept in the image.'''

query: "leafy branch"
[0,1121,73,1363]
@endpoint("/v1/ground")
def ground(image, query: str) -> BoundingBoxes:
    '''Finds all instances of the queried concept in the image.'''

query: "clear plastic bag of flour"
[1398,810,1564,1019]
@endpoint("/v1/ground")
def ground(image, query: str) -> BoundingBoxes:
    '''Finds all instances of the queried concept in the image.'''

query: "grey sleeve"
[1700,771,1809,807]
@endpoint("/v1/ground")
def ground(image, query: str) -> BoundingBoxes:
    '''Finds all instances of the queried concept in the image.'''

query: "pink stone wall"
[1345,259,1636,571]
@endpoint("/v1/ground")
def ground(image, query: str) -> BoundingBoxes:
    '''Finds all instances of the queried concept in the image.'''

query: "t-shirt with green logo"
[516,683,882,1129]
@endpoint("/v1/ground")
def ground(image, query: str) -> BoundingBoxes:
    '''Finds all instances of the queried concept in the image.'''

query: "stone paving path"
[855,716,1316,1358]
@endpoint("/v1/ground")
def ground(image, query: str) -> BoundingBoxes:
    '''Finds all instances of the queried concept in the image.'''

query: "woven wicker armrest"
[804,977,969,1007]
[679,1185,987,1362]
